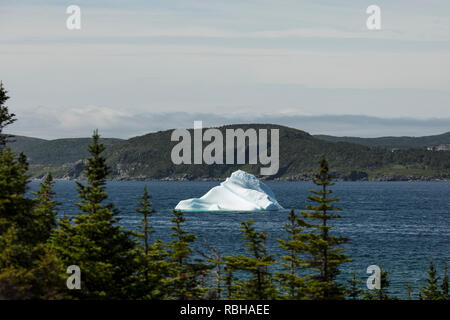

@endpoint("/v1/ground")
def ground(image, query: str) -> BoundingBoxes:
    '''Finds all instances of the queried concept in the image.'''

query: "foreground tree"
[166,210,211,299]
[136,186,155,255]
[276,208,309,299]
[195,242,223,299]
[51,130,138,299]
[299,155,350,299]
[223,219,277,299]
[406,282,413,300]
[346,272,363,300]
[32,173,58,243]
[132,187,170,299]
[362,267,392,300]
[0,81,15,145]
[0,82,66,299]
[419,259,442,300]
[0,81,31,233]
[0,151,32,234]
[441,264,449,300]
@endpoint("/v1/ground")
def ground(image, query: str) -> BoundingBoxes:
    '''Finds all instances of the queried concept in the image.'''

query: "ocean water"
[28,180,450,299]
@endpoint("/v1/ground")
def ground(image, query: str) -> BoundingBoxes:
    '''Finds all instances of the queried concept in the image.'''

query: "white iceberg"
[175,170,283,211]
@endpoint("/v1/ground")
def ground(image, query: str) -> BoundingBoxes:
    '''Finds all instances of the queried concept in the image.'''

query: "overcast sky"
[1,0,449,139]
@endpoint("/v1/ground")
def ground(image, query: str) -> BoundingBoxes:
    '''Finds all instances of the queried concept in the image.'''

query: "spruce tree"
[346,272,362,300]
[362,267,392,300]
[0,150,33,235]
[196,244,223,299]
[0,82,66,299]
[406,282,413,300]
[0,84,32,235]
[276,208,309,299]
[136,186,155,255]
[223,219,277,299]
[166,210,210,299]
[441,264,449,300]
[32,172,57,243]
[51,130,138,299]
[0,81,15,146]
[300,155,350,299]
[419,258,442,300]
[132,187,170,299]
[224,265,233,299]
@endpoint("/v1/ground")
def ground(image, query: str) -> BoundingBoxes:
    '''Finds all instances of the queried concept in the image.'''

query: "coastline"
[30,175,450,182]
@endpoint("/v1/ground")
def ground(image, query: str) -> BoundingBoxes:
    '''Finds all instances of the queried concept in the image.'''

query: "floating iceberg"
[175,170,283,211]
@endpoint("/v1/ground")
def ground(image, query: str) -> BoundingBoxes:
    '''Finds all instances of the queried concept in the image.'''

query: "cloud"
[2,0,450,137]
[8,106,450,139]
[3,1,450,45]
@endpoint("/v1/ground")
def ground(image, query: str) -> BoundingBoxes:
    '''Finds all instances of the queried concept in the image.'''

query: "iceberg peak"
[175,170,283,211]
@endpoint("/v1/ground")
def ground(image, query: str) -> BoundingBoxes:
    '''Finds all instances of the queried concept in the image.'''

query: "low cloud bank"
[9,105,450,139]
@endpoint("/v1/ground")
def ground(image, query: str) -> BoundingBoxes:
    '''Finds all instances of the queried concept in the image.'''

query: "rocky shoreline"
[31,172,450,182]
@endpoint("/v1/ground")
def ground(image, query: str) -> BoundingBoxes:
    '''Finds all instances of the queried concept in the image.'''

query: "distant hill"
[101,124,449,181]
[7,136,123,165]
[6,135,47,152]
[7,126,450,181]
[314,132,450,149]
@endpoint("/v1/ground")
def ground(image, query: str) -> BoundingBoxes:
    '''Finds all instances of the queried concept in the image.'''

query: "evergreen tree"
[0,82,66,299]
[224,265,233,299]
[299,155,350,299]
[362,267,392,300]
[419,258,442,300]
[51,130,138,299]
[441,264,450,300]
[166,210,210,299]
[223,219,277,299]
[276,208,309,299]
[32,173,57,243]
[0,81,15,146]
[0,227,67,299]
[0,150,33,235]
[0,84,33,236]
[441,264,449,300]
[346,272,362,300]
[132,187,170,299]
[406,282,413,300]
[194,241,223,299]
[136,186,155,255]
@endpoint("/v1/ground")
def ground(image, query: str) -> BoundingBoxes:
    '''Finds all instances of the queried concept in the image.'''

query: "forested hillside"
[8,137,123,165]
[10,125,450,181]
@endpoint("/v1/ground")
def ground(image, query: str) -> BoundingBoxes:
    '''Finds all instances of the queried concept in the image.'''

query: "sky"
[1,0,449,139]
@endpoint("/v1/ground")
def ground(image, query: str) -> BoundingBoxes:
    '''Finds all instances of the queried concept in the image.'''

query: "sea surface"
[28,180,450,299]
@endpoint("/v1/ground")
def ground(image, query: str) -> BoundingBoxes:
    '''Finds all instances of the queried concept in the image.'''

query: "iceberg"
[175,170,283,211]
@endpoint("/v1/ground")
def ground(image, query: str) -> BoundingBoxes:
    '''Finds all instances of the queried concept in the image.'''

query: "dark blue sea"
[28,180,450,299]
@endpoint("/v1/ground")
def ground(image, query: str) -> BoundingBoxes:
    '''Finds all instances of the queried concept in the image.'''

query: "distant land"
[7,125,450,181]
[314,132,450,149]
[9,136,123,165]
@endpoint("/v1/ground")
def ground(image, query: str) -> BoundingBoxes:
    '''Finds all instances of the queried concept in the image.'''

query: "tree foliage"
[441,264,449,300]
[223,219,277,299]
[276,208,309,299]
[0,83,66,298]
[299,155,350,299]
[51,130,139,299]
[362,267,392,300]
[0,82,15,146]
[419,259,443,300]
[346,272,362,300]
[166,210,211,300]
